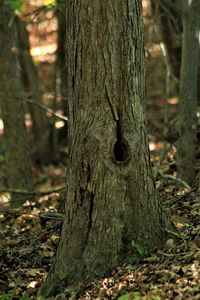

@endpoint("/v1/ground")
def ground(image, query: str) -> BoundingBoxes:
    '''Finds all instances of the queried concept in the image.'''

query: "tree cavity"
[113,119,131,163]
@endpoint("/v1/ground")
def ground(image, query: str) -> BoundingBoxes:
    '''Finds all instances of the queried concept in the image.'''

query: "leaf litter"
[0,157,200,299]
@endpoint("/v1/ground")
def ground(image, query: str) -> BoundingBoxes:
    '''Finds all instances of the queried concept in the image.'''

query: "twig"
[157,250,174,257]
[166,229,186,240]
[0,92,68,122]
[26,98,68,122]
[39,212,63,221]
[158,169,191,190]
[0,187,65,196]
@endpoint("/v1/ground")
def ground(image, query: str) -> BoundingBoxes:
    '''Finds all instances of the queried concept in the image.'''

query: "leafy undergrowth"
[0,158,200,300]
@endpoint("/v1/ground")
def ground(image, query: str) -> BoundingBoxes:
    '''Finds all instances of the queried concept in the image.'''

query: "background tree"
[151,0,182,82]
[40,0,170,297]
[176,0,200,185]
[56,0,69,143]
[151,0,200,185]
[16,18,53,164]
[0,0,33,203]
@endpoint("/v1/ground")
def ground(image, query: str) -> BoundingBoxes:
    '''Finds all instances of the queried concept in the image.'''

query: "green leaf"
[117,292,141,300]
[44,0,56,7]
[4,0,23,13]
[0,154,5,162]
[132,292,140,300]
[117,294,129,300]
[131,241,148,257]
[19,294,30,300]
[0,289,16,300]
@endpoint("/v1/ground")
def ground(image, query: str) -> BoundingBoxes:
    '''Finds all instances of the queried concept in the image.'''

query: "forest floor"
[0,170,200,300]
[1,1,200,300]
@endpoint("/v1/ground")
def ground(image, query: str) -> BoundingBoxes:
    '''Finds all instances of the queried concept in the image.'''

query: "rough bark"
[40,0,169,296]
[0,2,33,203]
[177,1,200,185]
[16,18,53,164]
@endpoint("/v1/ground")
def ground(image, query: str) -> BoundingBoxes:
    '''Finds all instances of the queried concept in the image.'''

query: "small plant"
[131,241,149,257]
[0,290,30,300]
[44,0,56,8]
[0,289,16,300]
[117,292,140,300]
[117,294,130,300]
[0,153,5,162]
[4,0,24,13]
[117,293,161,300]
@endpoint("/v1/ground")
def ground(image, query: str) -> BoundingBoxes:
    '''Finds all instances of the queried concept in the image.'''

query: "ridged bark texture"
[40,0,168,296]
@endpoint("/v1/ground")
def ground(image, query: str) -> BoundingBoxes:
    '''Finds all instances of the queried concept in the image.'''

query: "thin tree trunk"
[40,0,169,296]
[16,18,52,164]
[151,0,200,184]
[151,0,200,100]
[177,1,200,185]
[0,2,33,204]
[56,0,69,143]
[151,0,182,81]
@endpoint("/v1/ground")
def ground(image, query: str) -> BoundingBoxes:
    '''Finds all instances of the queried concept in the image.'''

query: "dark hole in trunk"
[114,120,131,162]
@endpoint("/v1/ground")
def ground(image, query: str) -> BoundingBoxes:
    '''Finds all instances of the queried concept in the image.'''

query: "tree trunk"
[16,18,53,164]
[40,0,169,296]
[151,0,200,184]
[151,0,200,100]
[177,1,200,185]
[0,1,33,203]
[56,0,69,143]
[151,0,182,81]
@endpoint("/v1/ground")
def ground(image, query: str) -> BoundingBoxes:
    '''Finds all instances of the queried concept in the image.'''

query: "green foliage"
[117,292,140,300]
[0,290,30,300]
[18,295,30,300]
[131,241,149,257]
[0,289,15,300]
[4,0,23,13]
[117,294,129,300]
[0,153,5,162]
[44,0,56,7]
[4,0,56,13]
[117,293,161,300]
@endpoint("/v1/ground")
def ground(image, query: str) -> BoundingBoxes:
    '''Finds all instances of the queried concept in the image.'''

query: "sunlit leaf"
[44,0,56,7]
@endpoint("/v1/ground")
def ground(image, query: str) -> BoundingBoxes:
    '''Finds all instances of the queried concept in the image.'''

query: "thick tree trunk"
[40,0,169,296]
[177,1,200,185]
[16,18,53,164]
[0,2,33,203]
